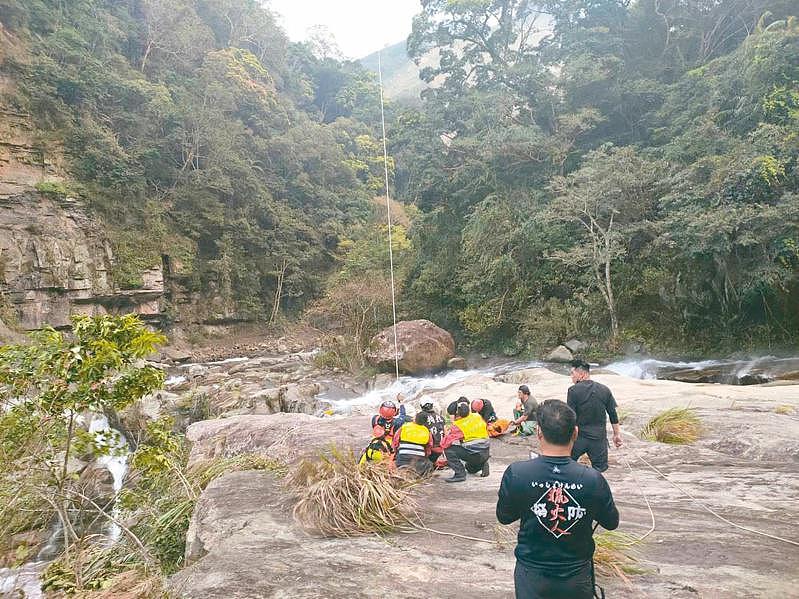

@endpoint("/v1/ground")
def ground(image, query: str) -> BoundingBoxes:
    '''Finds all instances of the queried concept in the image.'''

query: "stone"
[163,347,192,363]
[188,364,208,379]
[365,319,455,375]
[563,339,587,353]
[280,382,322,414]
[545,345,574,363]
[447,356,467,370]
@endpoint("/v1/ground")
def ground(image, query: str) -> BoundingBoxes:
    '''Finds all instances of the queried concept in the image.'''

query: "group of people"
[363,359,624,598]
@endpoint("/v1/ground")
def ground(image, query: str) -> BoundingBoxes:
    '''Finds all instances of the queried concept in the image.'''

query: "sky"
[267,0,422,59]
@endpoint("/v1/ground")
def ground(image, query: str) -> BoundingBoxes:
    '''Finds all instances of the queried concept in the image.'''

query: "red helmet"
[379,401,398,419]
[471,399,484,413]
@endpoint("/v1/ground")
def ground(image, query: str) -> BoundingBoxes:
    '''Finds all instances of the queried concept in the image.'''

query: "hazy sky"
[267,0,422,59]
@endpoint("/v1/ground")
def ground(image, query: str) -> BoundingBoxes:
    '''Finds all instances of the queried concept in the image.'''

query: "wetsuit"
[567,380,618,472]
[420,408,445,463]
[478,399,498,424]
[496,456,619,599]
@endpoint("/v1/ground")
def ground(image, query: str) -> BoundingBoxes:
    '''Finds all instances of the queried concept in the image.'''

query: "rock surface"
[366,319,455,374]
[0,91,165,330]
[172,368,799,598]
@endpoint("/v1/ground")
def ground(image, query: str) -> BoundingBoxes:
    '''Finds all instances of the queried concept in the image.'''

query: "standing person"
[567,360,622,472]
[419,400,445,464]
[471,398,498,424]
[496,400,619,599]
[441,402,490,482]
[512,385,537,436]
[392,412,433,475]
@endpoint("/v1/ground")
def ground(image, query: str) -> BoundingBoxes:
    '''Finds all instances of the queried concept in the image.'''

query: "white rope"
[618,452,656,544]
[620,429,799,547]
[377,49,400,381]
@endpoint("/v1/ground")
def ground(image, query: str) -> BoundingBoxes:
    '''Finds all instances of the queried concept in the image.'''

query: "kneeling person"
[441,402,490,483]
[496,400,619,599]
[392,412,433,475]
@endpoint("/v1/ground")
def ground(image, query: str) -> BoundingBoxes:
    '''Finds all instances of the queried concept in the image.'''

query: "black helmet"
[421,401,434,411]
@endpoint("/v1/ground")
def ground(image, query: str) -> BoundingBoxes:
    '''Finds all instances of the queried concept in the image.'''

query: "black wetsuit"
[567,380,618,472]
[478,399,498,423]
[497,456,619,599]
[420,408,445,462]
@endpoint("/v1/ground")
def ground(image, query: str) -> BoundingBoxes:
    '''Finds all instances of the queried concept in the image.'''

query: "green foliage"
[6,0,381,321]
[0,315,166,581]
[395,1,799,353]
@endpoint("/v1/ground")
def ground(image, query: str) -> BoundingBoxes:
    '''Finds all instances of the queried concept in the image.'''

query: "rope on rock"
[618,451,656,544]
[620,429,799,548]
[410,522,495,544]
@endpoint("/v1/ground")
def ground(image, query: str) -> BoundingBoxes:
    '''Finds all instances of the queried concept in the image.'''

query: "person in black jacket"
[496,400,619,599]
[567,360,622,472]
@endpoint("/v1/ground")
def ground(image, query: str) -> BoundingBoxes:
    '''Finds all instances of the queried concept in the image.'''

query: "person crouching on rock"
[471,398,498,425]
[441,402,490,482]
[496,399,619,599]
[371,400,404,446]
[392,411,434,475]
[420,400,445,465]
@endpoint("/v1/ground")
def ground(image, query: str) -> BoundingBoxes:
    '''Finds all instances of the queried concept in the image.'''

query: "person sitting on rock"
[471,398,498,424]
[419,400,445,465]
[392,411,434,475]
[441,402,490,482]
[371,400,405,446]
[512,385,538,436]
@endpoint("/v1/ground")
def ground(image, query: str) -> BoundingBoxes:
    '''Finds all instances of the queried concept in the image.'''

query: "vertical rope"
[378,50,400,381]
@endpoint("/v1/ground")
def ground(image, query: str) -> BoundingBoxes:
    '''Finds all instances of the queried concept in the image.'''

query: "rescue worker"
[512,384,538,436]
[446,396,470,419]
[497,400,619,599]
[441,402,490,482]
[567,360,622,472]
[359,425,394,464]
[371,400,404,446]
[419,400,445,464]
[392,411,433,475]
[471,398,498,424]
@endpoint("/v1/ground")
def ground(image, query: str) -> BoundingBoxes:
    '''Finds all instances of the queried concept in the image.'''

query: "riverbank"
[171,367,799,598]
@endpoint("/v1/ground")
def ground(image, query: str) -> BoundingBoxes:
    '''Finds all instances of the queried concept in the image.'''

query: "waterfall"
[87,415,130,544]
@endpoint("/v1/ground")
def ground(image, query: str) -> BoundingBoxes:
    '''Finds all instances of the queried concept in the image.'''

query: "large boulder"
[366,320,455,374]
[546,345,574,363]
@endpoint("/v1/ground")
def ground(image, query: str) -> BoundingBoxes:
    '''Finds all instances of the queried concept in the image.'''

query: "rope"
[619,429,799,547]
[377,50,401,382]
[411,522,495,544]
[618,451,656,544]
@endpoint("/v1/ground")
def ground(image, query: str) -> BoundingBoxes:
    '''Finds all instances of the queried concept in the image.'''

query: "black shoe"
[445,474,466,483]
[481,462,490,477]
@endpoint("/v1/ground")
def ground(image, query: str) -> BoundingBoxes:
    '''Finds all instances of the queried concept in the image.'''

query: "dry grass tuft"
[640,407,702,444]
[285,448,421,537]
[774,404,794,415]
[593,531,643,583]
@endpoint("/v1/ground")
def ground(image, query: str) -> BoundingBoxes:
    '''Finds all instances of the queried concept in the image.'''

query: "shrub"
[640,407,702,444]
[285,448,420,537]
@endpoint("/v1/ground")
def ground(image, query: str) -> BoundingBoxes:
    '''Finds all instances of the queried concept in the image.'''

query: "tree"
[0,315,165,559]
[548,146,670,342]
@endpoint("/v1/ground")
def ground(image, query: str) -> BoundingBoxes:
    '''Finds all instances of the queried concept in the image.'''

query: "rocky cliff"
[0,61,164,334]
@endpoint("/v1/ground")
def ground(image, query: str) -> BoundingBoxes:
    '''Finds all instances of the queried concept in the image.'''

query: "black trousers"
[514,560,593,599]
[395,454,433,475]
[444,445,488,477]
[571,435,609,472]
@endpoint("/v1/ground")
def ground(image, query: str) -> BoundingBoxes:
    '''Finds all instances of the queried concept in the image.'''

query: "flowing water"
[316,359,545,413]
[0,415,130,596]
